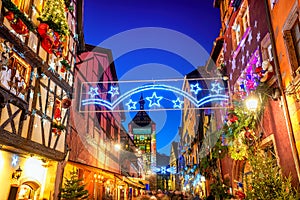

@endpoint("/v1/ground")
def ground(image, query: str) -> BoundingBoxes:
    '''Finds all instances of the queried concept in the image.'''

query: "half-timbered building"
[0,0,82,199]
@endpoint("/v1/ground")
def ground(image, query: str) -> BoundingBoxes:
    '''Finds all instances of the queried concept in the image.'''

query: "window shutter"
[283,30,299,76]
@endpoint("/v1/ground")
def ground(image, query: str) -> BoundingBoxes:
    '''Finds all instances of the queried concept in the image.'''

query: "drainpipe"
[264,0,300,183]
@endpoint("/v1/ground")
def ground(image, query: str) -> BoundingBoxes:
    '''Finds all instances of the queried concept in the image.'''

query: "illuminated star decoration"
[190,83,202,95]
[211,82,224,94]
[31,109,36,116]
[88,87,99,98]
[126,99,137,110]
[12,155,18,166]
[30,91,34,99]
[172,97,184,109]
[146,92,163,108]
[48,62,56,73]
[160,166,167,174]
[108,86,119,98]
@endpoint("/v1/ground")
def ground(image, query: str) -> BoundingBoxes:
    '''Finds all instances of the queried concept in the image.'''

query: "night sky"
[84,0,221,155]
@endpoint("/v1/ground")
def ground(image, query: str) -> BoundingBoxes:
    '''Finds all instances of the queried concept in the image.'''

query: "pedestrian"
[193,193,200,200]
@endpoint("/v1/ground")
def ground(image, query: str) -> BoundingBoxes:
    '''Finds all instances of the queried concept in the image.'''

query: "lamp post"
[245,95,259,111]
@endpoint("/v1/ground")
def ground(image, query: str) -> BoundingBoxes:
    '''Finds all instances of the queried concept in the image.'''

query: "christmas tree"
[246,148,299,200]
[60,169,89,200]
[38,0,69,36]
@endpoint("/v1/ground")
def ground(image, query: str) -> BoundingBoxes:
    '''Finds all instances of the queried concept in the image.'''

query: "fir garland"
[2,0,36,31]
[38,0,70,36]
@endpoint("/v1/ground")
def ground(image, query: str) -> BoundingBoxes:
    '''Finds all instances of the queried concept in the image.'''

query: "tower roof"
[130,94,154,127]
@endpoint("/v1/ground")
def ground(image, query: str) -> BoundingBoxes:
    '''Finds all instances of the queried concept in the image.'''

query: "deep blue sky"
[84,0,221,155]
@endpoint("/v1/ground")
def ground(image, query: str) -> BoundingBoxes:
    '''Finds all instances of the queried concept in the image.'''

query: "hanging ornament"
[54,107,61,121]
[10,18,29,35]
[61,98,71,108]
[41,35,54,54]
[37,23,49,38]
[4,11,15,21]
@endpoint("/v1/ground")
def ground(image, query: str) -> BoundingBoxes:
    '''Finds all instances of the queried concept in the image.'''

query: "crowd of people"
[134,189,204,200]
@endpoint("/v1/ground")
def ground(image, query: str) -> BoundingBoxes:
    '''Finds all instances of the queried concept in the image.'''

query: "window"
[283,3,300,77]
[0,52,31,100]
[11,0,31,16]
[231,0,250,50]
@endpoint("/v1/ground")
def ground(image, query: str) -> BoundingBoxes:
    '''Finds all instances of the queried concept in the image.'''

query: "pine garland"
[2,0,36,31]
[38,0,70,36]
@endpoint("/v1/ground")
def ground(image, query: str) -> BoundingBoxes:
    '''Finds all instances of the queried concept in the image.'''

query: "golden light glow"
[245,96,259,111]
[24,157,47,183]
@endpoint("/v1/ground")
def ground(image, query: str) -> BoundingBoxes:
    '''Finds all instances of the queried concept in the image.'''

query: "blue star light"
[88,87,99,98]
[126,99,137,110]
[108,86,119,97]
[211,82,223,94]
[190,83,202,95]
[146,92,163,108]
[161,166,167,174]
[172,97,184,109]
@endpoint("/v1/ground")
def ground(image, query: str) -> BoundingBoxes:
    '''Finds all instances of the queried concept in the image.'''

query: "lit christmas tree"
[38,0,69,36]
[59,169,89,200]
[246,148,299,200]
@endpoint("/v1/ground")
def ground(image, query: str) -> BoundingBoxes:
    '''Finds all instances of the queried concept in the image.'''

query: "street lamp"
[245,95,259,111]
[114,143,121,151]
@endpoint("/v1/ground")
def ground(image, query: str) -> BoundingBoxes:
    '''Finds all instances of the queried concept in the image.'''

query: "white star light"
[34,123,38,128]
[256,31,261,42]
[190,83,202,95]
[12,155,18,166]
[254,20,258,28]
[88,87,99,98]
[126,99,137,110]
[232,59,236,71]
[146,92,163,108]
[241,55,245,65]
[223,42,227,53]
[108,86,119,97]
[48,62,56,73]
[172,97,184,109]
[247,31,253,44]
[211,82,224,94]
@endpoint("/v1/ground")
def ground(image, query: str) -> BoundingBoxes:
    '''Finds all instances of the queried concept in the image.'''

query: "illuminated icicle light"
[190,83,202,95]
[146,92,163,108]
[211,82,223,94]
[172,97,184,109]
[108,86,119,97]
[48,62,56,73]
[126,99,137,110]
[88,87,99,98]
